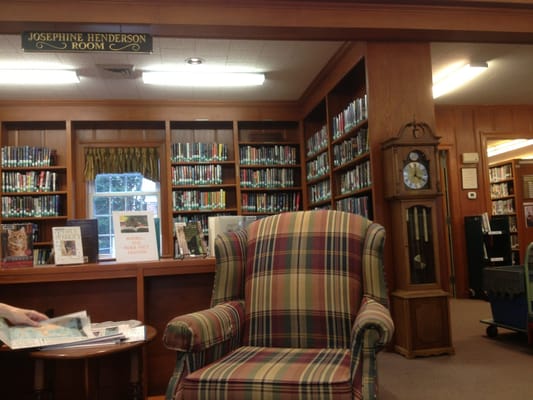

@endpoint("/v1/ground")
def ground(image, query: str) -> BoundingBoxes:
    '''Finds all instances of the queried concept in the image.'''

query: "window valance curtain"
[84,147,160,182]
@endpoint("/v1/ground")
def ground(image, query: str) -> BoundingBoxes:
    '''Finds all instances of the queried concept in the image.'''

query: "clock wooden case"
[381,120,440,199]
[381,120,443,291]
[381,120,453,358]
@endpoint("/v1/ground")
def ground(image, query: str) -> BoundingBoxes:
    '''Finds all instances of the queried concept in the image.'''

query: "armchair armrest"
[352,297,394,347]
[350,297,394,400]
[163,300,245,352]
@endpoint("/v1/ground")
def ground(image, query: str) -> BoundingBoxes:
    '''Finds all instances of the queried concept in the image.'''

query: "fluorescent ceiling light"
[432,62,488,99]
[487,139,533,157]
[0,69,79,85]
[142,71,265,87]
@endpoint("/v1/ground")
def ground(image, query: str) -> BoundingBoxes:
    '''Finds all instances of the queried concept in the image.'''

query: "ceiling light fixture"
[142,71,265,87]
[432,61,488,99]
[0,69,79,85]
[487,139,533,157]
[185,57,204,65]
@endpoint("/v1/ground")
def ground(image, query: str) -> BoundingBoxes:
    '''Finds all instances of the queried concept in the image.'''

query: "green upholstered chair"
[163,210,394,400]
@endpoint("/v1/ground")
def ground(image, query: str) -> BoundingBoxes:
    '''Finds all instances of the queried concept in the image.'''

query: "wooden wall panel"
[145,273,214,396]
[435,104,533,297]
[364,42,439,295]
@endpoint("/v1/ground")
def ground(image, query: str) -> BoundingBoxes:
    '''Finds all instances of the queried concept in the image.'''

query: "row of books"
[240,168,296,188]
[171,164,224,186]
[308,179,331,205]
[1,195,62,218]
[2,170,58,193]
[332,95,368,140]
[306,152,329,181]
[332,128,369,167]
[241,192,300,213]
[492,198,516,215]
[34,247,53,265]
[1,146,56,168]
[339,160,372,194]
[336,195,371,218]
[172,189,227,211]
[490,181,514,199]
[239,145,298,165]
[306,124,328,158]
[170,142,229,162]
[489,164,514,182]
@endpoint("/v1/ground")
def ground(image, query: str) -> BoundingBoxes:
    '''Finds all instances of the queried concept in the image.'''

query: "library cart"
[480,242,533,344]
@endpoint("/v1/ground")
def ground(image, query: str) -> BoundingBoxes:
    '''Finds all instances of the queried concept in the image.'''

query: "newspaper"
[0,311,144,350]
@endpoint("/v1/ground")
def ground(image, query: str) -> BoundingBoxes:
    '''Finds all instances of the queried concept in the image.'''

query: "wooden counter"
[0,257,216,399]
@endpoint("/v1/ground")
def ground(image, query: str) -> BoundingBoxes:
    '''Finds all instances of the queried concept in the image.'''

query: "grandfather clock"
[382,120,454,358]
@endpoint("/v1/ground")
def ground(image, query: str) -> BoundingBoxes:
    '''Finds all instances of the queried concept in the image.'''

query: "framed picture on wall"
[461,167,478,190]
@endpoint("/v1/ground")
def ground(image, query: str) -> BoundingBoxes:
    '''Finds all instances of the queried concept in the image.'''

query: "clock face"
[403,158,429,189]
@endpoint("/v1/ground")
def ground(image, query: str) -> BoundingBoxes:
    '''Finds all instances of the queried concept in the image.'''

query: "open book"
[0,310,144,350]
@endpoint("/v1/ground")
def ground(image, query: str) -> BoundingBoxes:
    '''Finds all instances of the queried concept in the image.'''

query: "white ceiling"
[1,34,532,106]
[0,35,344,102]
[0,34,532,157]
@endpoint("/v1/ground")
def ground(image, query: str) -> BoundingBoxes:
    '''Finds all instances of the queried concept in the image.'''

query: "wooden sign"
[22,31,152,53]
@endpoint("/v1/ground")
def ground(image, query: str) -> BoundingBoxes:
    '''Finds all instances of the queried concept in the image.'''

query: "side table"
[30,325,157,400]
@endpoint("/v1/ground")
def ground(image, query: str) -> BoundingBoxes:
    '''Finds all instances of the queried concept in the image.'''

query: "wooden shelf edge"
[0,257,216,284]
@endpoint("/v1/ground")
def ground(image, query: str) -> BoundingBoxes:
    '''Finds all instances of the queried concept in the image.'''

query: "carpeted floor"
[378,298,533,399]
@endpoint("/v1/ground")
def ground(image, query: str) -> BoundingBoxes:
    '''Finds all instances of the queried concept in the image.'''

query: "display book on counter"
[174,220,208,258]
[113,211,160,263]
[52,226,84,265]
[0,223,34,268]
[207,215,257,257]
[0,310,146,350]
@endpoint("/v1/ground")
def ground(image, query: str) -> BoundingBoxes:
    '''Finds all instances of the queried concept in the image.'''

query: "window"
[89,173,160,259]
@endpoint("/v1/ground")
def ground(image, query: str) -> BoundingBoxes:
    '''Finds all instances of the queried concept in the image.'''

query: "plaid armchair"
[163,210,394,400]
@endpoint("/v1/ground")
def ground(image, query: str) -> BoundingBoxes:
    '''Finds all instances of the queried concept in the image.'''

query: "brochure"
[113,211,159,263]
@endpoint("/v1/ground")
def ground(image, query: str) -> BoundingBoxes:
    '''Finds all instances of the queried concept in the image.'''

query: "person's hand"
[0,304,48,327]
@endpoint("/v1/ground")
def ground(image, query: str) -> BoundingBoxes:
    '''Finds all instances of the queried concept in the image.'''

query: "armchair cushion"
[183,346,352,400]
[244,210,368,348]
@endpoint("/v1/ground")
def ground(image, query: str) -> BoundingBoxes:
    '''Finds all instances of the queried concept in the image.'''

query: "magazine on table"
[0,310,145,350]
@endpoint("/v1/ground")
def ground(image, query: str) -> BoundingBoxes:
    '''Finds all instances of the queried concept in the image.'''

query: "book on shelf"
[174,221,208,258]
[0,223,34,268]
[66,219,98,263]
[52,226,84,265]
[207,215,257,257]
[112,211,159,263]
[0,310,145,350]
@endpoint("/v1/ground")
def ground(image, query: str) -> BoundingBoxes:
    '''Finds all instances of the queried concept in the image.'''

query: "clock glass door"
[406,204,437,284]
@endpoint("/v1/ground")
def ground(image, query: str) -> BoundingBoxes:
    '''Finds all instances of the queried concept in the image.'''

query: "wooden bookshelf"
[237,121,303,215]
[0,121,71,265]
[489,160,520,264]
[169,121,237,254]
[303,57,373,218]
